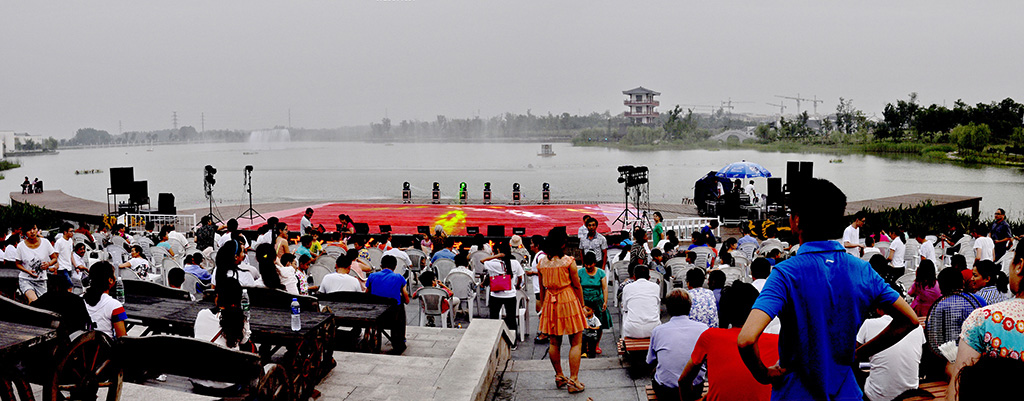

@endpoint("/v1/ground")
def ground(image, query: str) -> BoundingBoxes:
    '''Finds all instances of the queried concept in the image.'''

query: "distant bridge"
[708,129,758,143]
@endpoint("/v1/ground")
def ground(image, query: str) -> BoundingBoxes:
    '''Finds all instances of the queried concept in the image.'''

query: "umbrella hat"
[715,160,772,179]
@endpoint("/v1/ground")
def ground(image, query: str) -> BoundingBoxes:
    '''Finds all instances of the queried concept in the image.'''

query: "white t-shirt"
[168,231,188,250]
[745,183,756,199]
[318,272,362,294]
[621,278,661,338]
[842,225,860,256]
[238,261,261,280]
[751,278,767,293]
[54,236,75,272]
[127,257,149,273]
[211,268,257,287]
[383,248,412,267]
[856,315,926,401]
[888,237,906,268]
[484,259,524,298]
[279,265,299,295]
[254,231,274,247]
[973,236,995,261]
[194,308,251,349]
[528,251,545,294]
[17,239,55,281]
[72,253,87,280]
[85,293,126,338]
[4,244,18,262]
[300,216,312,236]
[917,239,937,265]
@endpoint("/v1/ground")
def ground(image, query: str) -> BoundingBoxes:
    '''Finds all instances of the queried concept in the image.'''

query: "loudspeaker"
[786,161,813,192]
[158,193,175,215]
[767,178,782,205]
[487,225,504,237]
[353,223,369,234]
[129,180,148,205]
[800,161,813,180]
[466,226,479,235]
[379,225,392,233]
[512,227,526,236]
[786,161,800,186]
[110,167,134,195]
[417,226,430,235]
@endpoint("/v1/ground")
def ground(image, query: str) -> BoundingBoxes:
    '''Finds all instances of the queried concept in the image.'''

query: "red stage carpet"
[239,203,632,236]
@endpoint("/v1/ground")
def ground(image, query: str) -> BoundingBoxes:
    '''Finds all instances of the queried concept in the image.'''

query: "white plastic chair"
[181,273,207,300]
[445,270,478,321]
[416,287,453,328]
[499,290,529,342]
[431,259,456,283]
[718,266,746,285]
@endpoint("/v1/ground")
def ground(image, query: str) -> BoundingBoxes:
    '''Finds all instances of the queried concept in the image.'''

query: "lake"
[4,141,1023,219]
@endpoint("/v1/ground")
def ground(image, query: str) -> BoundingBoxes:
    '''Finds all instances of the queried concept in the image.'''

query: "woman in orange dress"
[536,228,587,393]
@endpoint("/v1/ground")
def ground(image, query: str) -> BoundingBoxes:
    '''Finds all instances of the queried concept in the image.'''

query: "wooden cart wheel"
[44,331,122,401]
[257,363,291,401]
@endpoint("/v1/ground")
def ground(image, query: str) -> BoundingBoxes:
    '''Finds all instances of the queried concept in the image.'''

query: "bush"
[0,202,61,232]
[952,123,992,152]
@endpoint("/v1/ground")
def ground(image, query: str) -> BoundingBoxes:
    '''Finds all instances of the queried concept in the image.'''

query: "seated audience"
[646,289,708,401]
[212,239,256,287]
[319,252,363,293]
[951,356,1024,400]
[412,270,460,313]
[183,253,212,285]
[649,248,666,275]
[295,235,316,262]
[431,238,457,264]
[117,245,150,278]
[296,254,317,295]
[33,271,91,334]
[256,244,298,295]
[83,261,127,338]
[970,259,1010,305]
[685,268,719,328]
[856,304,927,401]
[681,282,777,401]
[750,257,771,293]
[366,255,409,354]
[621,265,660,338]
[869,254,902,295]
[926,266,986,356]
[706,269,726,307]
[948,242,1024,399]
[908,259,941,317]
[194,258,251,351]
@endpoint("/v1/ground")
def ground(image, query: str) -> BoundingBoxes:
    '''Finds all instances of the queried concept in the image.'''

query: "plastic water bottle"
[290,298,301,331]
[241,289,250,320]
[114,277,125,304]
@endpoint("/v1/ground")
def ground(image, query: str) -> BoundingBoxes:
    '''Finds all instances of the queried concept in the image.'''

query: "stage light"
[204,165,217,185]
[542,182,550,204]
[483,182,492,204]
[512,182,521,205]
[459,182,468,204]
[245,165,253,172]
[432,182,440,204]
[402,181,411,204]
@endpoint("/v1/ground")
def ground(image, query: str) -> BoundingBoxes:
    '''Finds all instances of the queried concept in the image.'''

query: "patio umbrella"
[715,160,772,179]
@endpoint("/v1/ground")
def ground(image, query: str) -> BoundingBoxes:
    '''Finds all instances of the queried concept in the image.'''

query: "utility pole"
[201,112,205,133]
[172,111,178,130]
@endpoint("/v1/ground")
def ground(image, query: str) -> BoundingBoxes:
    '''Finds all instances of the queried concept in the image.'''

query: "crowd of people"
[4,179,1024,400]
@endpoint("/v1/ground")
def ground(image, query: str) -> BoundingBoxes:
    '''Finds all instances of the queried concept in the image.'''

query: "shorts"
[19,278,47,296]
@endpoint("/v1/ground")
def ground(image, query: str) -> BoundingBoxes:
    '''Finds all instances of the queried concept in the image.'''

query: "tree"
[72,128,113,145]
[952,123,992,152]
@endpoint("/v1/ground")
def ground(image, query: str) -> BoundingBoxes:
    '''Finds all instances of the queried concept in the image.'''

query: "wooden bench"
[117,335,290,401]
[617,337,651,355]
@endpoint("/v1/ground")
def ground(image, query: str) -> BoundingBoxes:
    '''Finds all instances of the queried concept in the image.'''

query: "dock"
[845,193,982,217]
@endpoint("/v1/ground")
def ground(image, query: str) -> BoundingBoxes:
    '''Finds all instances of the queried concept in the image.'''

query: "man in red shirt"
[679,282,779,400]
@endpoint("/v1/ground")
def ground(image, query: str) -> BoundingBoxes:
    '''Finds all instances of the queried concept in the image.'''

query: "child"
[582,306,601,358]
[295,254,317,295]
[309,231,324,256]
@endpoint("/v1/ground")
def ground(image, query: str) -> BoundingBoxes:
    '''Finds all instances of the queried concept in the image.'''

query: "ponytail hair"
[496,242,513,275]
[85,261,115,306]
[256,243,283,290]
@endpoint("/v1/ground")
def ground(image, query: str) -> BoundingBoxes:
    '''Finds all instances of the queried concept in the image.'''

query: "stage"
[236,202,639,236]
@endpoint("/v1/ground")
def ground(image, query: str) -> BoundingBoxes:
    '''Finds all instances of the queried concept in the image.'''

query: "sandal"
[567,378,585,393]
[555,374,568,389]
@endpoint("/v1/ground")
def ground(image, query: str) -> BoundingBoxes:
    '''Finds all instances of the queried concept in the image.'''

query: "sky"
[1,1,1022,138]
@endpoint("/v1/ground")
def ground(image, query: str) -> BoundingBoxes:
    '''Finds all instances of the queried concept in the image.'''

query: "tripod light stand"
[237,165,264,222]
[204,165,222,224]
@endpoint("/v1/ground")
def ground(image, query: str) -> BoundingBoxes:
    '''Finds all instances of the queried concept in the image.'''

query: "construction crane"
[775,94,826,116]
[679,104,721,113]
[720,98,754,111]
[766,102,786,115]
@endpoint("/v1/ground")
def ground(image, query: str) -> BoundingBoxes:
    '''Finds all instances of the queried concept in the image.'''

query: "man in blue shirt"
[430,238,457,264]
[366,255,409,354]
[738,178,920,400]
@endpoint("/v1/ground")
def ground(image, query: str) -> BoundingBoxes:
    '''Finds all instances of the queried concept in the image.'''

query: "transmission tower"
[172,111,178,130]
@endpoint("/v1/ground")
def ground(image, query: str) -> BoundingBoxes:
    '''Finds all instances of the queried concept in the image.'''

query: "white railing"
[663,217,720,239]
[119,213,197,234]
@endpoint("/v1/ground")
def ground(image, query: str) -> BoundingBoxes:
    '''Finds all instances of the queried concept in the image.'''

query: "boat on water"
[538,144,556,157]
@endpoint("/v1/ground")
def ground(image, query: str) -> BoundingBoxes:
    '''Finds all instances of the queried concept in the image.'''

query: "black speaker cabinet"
[487,225,505,238]
[129,180,148,205]
[767,177,783,205]
[158,193,175,215]
[110,167,134,194]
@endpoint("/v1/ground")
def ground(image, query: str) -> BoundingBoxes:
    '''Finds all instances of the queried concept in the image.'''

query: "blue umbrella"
[715,160,772,178]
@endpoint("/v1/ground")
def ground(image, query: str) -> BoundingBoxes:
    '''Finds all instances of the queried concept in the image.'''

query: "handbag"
[489,261,513,292]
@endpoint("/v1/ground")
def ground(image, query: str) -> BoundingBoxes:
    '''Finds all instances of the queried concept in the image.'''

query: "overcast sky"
[2,1,1022,138]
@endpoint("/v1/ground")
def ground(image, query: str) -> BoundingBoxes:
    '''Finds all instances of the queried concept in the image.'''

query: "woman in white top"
[118,245,150,278]
[83,261,128,338]
[15,223,57,303]
[195,245,251,350]
[483,242,525,337]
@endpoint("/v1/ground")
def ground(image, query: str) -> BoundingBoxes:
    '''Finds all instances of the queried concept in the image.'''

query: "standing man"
[737,178,919,400]
[972,224,995,263]
[578,218,608,271]
[745,180,757,204]
[53,222,76,286]
[577,215,591,238]
[300,207,314,237]
[990,208,1014,261]
[843,211,867,257]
